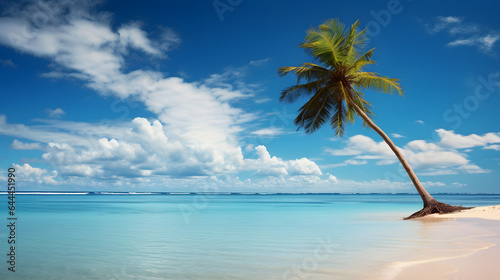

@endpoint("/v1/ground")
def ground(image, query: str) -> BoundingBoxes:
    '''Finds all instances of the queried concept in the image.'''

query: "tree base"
[404,201,472,220]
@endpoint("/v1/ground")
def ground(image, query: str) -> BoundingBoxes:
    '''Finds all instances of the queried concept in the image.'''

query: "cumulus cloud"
[484,145,500,151]
[2,115,323,186]
[287,158,322,175]
[12,163,58,185]
[247,145,288,176]
[325,135,393,157]
[245,145,322,176]
[325,129,495,175]
[436,129,500,149]
[0,1,298,185]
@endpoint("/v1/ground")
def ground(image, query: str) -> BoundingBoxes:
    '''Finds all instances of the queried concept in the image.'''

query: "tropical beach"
[0,0,499,279]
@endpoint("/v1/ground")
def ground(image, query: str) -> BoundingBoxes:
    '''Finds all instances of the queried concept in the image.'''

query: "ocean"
[0,193,498,280]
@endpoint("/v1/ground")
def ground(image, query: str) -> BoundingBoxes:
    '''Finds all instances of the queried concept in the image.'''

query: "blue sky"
[0,0,499,193]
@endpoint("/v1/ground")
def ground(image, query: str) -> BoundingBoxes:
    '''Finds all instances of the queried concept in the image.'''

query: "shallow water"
[0,194,498,279]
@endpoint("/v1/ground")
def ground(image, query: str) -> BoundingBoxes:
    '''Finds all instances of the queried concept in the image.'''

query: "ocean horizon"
[2,192,500,195]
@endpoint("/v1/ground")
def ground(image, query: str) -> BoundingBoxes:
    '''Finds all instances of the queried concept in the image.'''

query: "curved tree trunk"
[346,99,469,219]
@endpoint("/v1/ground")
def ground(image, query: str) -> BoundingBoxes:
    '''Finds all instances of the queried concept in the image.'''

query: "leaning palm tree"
[278,19,467,219]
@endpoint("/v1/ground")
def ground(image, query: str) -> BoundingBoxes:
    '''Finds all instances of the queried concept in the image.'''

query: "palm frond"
[348,48,376,74]
[278,63,330,83]
[352,72,403,95]
[294,87,335,134]
[330,98,347,136]
[299,26,344,69]
[320,18,345,38]
[280,79,328,103]
[340,20,361,60]
[351,90,374,128]
[352,26,368,47]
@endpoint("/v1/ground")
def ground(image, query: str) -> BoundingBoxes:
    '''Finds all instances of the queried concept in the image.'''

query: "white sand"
[428,205,500,220]
[382,206,500,279]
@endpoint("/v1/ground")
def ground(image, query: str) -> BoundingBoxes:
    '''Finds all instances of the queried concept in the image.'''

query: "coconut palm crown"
[279,19,467,219]
[278,19,401,136]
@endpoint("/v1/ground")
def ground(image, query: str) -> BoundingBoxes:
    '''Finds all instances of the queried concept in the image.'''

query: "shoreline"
[378,205,500,280]
[427,205,500,221]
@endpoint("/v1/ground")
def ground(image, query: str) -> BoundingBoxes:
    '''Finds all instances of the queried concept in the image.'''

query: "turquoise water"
[0,194,498,279]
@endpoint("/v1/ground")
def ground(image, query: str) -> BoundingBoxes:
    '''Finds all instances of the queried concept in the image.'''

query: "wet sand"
[376,205,500,280]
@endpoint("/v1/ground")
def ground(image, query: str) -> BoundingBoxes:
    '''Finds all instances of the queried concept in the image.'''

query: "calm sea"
[0,193,498,280]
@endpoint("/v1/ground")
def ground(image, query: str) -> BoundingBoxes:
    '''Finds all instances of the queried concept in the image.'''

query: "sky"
[0,0,499,193]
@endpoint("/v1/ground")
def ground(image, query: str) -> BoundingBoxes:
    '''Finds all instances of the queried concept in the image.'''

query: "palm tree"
[278,19,467,219]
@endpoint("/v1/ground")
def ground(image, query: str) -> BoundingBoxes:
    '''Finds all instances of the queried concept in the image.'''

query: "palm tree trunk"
[346,99,437,207]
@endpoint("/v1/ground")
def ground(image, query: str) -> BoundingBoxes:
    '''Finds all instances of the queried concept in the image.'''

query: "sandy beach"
[428,205,500,220]
[378,205,500,280]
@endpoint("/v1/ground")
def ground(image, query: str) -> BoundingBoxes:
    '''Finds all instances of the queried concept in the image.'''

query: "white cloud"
[328,174,338,183]
[447,35,500,52]
[415,120,425,125]
[391,133,404,138]
[11,139,43,150]
[254,97,271,104]
[325,135,393,157]
[245,145,321,176]
[247,145,288,176]
[249,58,270,66]
[426,16,499,54]
[12,163,58,185]
[345,159,367,165]
[404,150,469,170]
[325,129,495,175]
[484,145,500,151]
[437,129,500,149]
[203,66,261,101]
[60,164,102,177]
[14,163,45,177]
[455,164,489,174]
[0,115,96,146]
[0,2,280,184]
[251,127,288,137]
[3,115,323,183]
[440,16,462,24]
[118,24,162,56]
[207,173,463,193]
[46,108,65,118]
[287,158,322,175]
[2,116,241,178]
[427,16,464,34]
[157,27,182,52]
[322,159,368,169]
[405,140,441,151]
[244,144,254,152]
